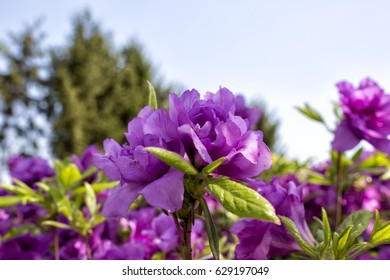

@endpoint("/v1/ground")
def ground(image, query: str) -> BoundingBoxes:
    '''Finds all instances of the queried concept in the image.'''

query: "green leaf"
[91,213,106,227]
[201,157,226,174]
[306,171,331,185]
[337,225,353,252]
[199,197,220,260]
[58,164,82,189]
[320,208,331,256]
[147,80,158,110]
[145,147,198,175]
[372,210,381,234]
[207,179,279,224]
[0,196,23,207]
[351,147,364,162]
[84,182,97,215]
[370,221,390,246]
[0,183,29,196]
[279,216,316,256]
[72,181,118,195]
[12,179,37,196]
[57,196,73,221]
[35,182,50,192]
[41,220,71,229]
[337,210,373,237]
[295,103,324,123]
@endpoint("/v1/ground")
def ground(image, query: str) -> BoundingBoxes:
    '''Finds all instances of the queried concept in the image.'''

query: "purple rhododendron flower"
[231,178,314,260]
[332,78,390,154]
[94,107,185,218]
[169,88,272,180]
[7,156,55,187]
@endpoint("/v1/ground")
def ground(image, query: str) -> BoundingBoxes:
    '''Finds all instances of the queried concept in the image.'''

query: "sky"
[1,0,390,162]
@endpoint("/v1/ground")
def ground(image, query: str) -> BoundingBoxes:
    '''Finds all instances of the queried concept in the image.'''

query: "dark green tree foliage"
[48,12,168,157]
[0,21,51,162]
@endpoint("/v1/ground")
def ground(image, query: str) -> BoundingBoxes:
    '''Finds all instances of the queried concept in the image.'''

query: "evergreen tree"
[0,20,51,164]
[48,11,169,157]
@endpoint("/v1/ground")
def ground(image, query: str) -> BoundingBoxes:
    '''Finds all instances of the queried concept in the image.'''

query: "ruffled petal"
[139,170,184,212]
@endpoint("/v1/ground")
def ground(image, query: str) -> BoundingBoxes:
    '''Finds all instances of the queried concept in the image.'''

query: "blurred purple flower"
[231,178,314,260]
[332,78,390,154]
[7,156,55,188]
[94,107,185,217]
[142,213,179,253]
[169,88,271,180]
[0,233,52,260]
[0,209,11,235]
[94,240,146,260]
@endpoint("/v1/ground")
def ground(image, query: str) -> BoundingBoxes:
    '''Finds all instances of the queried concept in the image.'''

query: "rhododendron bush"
[1,78,390,260]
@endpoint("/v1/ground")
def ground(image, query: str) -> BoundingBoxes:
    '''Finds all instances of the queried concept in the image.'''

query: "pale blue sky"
[1,0,390,161]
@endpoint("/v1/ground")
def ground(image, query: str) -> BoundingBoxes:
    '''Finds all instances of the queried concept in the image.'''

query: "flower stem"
[172,212,185,247]
[335,152,344,229]
[183,214,193,260]
[53,228,60,260]
[84,234,92,260]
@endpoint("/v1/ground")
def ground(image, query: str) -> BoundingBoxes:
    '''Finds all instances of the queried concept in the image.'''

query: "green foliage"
[145,147,198,175]
[0,159,113,255]
[49,11,170,157]
[281,208,390,260]
[0,19,50,163]
[0,10,171,163]
[207,178,280,224]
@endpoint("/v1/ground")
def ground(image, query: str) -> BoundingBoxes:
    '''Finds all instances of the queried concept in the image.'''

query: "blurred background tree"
[0,19,49,165]
[48,11,170,157]
[0,9,281,173]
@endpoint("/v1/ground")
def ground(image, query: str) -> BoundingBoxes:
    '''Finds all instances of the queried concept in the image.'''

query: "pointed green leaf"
[35,182,50,192]
[306,171,331,185]
[201,157,226,174]
[295,103,324,123]
[41,220,71,229]
[0,196,23,207]
[72,181,118,195]
[199,197,220,260]
[84,182,97,215]
[351,147,364,162]
[370,221,390,246]
[0,183,28,195]
[145,147,198,175]
[320,208,331,256]
[372,210,381,234]
[337,225,353,252]
[12,179,37,196]
[337,210,373,237]
[147,80,158,110]
[279,216,316,256]
[207,179,279,224]
[58,164,82,189]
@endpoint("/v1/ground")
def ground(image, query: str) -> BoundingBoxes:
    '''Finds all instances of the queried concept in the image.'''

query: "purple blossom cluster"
[94,88,271,218]
[2,79,390,260]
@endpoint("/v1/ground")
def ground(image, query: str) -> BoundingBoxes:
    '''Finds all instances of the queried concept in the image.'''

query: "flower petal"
[332,120,360,152]
[103,183,144,218]
[139,170,184,212]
